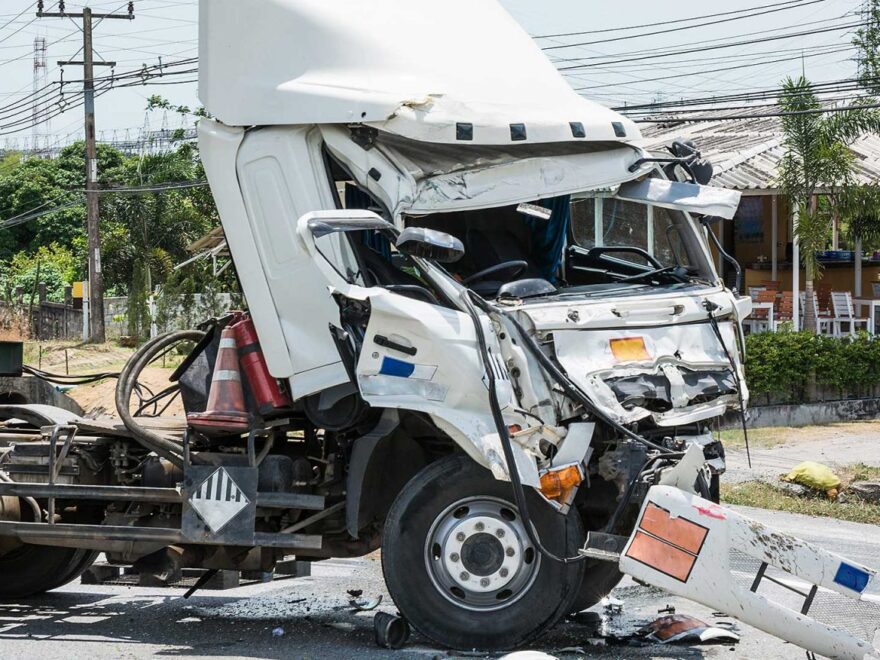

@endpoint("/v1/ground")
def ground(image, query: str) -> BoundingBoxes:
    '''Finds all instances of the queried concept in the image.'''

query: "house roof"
[639,109,880,191]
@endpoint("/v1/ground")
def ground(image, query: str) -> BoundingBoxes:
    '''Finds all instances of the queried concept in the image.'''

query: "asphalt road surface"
[1,505,878,660]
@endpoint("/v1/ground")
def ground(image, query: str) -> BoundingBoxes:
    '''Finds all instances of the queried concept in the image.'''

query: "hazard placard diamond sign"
[188,467,250,533]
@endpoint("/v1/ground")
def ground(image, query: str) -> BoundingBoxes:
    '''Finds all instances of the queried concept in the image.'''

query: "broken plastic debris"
[350,594,383,611]
[601,596,623,615]
[374,611,410,650]
[638,614,740,645]
[271,626,285,637]
[499,652,558,660]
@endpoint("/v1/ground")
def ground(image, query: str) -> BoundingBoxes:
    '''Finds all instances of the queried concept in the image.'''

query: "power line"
[610,76,876,110]
[542,0,828,50]
[572,46,854,91]
[0,179,209,230]
[561,41,850,73]
[557,20,866,69]
[632,100,880,123]
[532,0,810,39]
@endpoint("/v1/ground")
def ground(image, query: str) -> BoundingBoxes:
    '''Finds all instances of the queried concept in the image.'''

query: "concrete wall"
[0,376,84,415]
[722,397,880,429]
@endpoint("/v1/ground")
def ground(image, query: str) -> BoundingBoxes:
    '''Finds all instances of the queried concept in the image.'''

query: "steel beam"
[0,482,326,510]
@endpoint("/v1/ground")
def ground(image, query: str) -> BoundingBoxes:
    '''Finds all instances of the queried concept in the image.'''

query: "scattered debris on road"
[638,614,741,645]
[349,594,382,611]
[373,611,409,649]
[601,596,624,615]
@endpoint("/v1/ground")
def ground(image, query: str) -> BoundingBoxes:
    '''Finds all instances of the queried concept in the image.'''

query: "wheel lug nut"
[480,578,490,587]
[456,532,466,542]
[496,529,505,538]
[499,568,509,578]
[460,572,470,581]
[506,547,515,557]
[475,522,485,532]
[450,553,460,562]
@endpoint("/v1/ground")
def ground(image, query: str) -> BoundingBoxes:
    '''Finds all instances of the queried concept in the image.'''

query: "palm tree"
[777,76,880,332]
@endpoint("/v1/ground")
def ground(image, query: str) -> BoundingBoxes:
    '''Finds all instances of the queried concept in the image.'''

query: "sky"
[0,0,866,151]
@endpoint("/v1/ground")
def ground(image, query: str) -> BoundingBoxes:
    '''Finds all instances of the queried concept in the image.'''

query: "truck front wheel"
[382,454,585,651]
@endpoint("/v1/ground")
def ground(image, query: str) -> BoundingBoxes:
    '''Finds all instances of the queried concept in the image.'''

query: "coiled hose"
[115,330,205,468]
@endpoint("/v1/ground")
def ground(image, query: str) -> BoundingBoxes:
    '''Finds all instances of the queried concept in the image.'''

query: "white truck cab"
[193,0,753,647]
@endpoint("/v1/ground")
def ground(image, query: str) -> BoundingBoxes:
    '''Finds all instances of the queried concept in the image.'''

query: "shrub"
[745,330,880,402]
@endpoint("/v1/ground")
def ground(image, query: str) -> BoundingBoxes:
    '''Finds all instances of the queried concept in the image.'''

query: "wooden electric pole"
[37,1,135,343]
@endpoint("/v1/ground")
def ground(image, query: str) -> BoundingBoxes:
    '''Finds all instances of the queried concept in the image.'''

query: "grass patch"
[719,421,880,450]
[717,427,790,449]
[722,463,880,525]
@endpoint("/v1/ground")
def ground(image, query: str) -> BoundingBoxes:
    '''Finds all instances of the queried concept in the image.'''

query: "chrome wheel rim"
[424,496,540,612]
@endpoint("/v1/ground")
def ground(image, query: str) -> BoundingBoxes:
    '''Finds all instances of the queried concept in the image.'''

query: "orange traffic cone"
[187,327,250,434]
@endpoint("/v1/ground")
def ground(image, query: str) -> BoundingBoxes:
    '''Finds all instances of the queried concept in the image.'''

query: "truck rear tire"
[0,544,97,598]
[382,454,585,651]
[568,560,623,614]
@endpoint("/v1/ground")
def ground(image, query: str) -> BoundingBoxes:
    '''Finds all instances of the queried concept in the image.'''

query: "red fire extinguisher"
[231,315,291,415]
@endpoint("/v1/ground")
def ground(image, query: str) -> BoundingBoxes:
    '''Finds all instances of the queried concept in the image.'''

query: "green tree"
[854,0,880,96]
[777,76,880,331]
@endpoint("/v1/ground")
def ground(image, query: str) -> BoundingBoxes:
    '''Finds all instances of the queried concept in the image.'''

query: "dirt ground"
[22,340,187,417]
[69,366,185,417]
[724,419,880,483]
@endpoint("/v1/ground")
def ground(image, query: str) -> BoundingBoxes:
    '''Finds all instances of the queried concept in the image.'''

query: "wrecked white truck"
[0,0,877,657]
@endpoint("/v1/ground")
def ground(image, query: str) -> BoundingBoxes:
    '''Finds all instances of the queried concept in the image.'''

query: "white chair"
[830,291,869,336]
[811,292,835,336]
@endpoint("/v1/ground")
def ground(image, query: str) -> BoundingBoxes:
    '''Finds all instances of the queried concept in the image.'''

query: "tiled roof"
[639,109,880,190]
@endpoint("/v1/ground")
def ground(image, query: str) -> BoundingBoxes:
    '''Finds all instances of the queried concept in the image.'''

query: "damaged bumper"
[535,292,747,427]
[612,486,879,660]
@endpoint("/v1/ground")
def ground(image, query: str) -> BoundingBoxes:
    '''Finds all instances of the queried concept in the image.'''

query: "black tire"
[568,560,623,614]
[382,454,585,651]
[0,544,95,598]
[46,549,99,591]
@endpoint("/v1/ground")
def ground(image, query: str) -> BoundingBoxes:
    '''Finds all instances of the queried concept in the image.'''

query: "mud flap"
[619,486,879,660]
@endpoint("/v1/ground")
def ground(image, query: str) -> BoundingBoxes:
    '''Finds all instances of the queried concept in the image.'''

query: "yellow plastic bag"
[782,461,841,491]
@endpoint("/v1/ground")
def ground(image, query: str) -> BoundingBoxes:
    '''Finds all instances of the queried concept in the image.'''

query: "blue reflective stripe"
[380,356,415,378]
[834,562,871,593]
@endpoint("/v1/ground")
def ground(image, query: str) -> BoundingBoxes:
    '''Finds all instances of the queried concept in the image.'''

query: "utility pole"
[37,1,134,343]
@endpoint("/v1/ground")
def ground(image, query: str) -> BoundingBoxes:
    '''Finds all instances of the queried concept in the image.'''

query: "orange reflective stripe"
[626,530,697,582]
[639,502,707,555]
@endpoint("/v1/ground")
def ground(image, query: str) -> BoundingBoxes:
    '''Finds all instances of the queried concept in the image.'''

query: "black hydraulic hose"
[115,330,205,468]
[461,289,685,565]
[704,300,752,468]
[469,294,676,455]
[22,365,120,384]
[704,222,743,294]
[460,290,589,565]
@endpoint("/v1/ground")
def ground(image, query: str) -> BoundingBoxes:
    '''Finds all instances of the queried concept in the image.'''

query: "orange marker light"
[610,336,650,362]
[539,464,583,503]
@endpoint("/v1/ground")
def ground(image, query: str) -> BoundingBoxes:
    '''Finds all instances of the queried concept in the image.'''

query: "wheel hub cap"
[426,497,540,611]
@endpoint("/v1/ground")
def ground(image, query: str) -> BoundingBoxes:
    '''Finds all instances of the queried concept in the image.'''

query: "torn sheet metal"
[638,614,740,645]
[620,485,879,660]
[321,125,649,220]
[615,178,742,220]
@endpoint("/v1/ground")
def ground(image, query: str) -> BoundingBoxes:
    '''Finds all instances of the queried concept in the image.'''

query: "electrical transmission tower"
[32,36,50,157]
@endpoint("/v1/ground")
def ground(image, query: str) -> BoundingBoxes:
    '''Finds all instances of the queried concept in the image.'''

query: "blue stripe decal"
[834,562,871,593]
[380,356,415,378]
